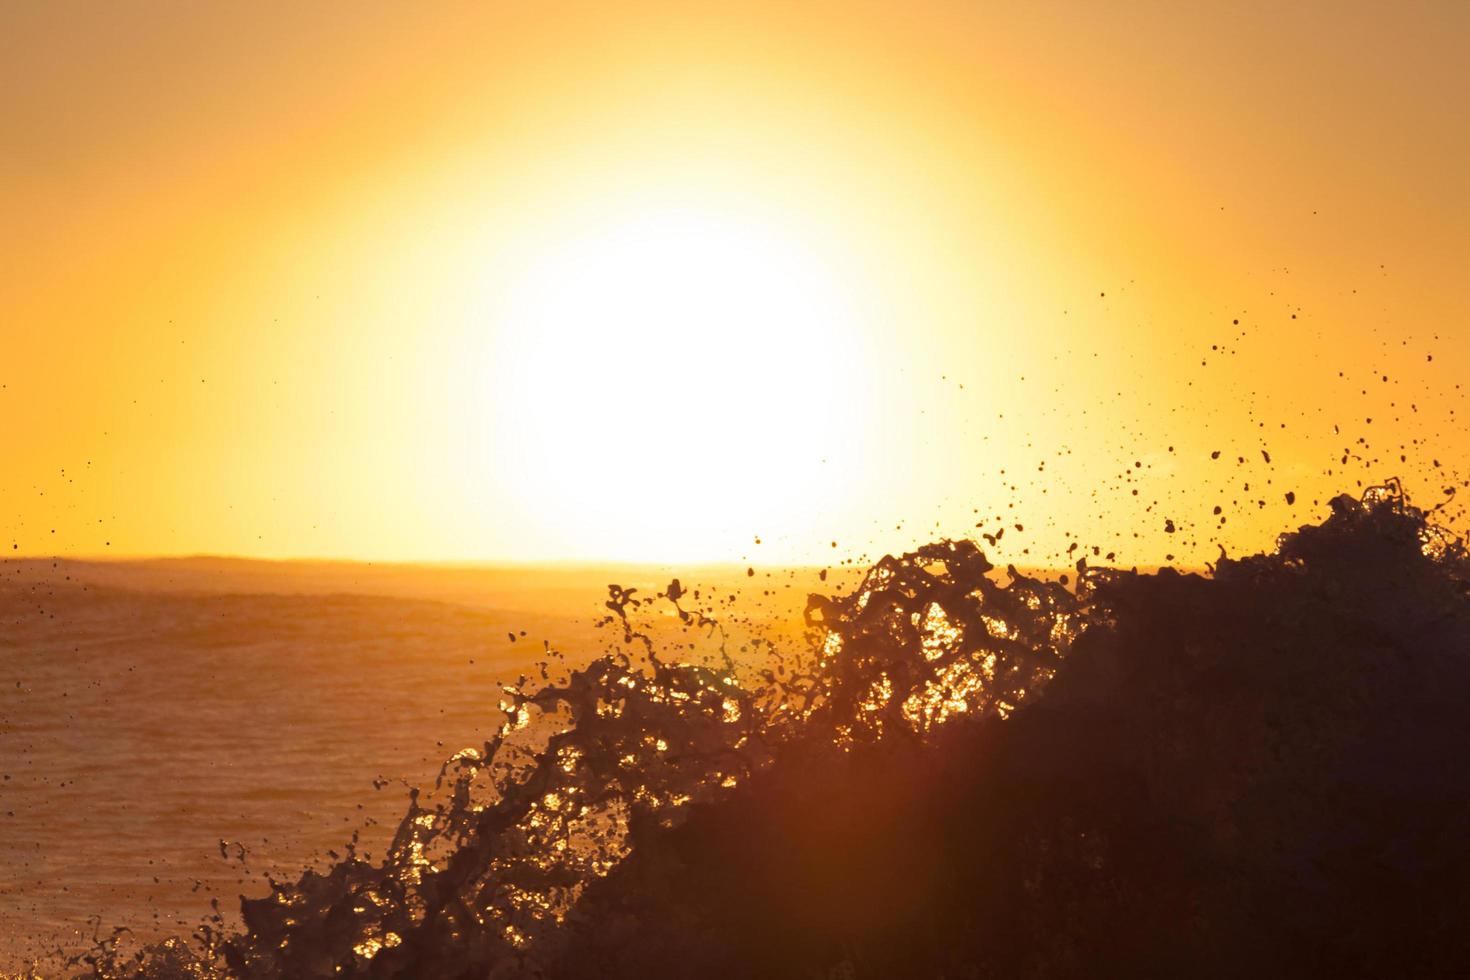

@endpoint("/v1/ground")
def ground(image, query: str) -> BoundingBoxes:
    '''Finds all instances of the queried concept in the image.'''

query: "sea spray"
[35,482,1470,977]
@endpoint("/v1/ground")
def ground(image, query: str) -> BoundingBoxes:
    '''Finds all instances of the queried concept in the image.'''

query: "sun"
[469,201,877,562]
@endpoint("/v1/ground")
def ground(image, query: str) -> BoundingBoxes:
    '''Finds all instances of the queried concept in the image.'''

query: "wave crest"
[48,483,1470,978]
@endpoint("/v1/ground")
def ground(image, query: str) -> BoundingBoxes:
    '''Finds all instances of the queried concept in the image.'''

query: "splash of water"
[33,481,1470,977]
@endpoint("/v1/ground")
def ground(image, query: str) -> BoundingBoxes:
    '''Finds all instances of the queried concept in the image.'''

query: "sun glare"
[469,204,875,561]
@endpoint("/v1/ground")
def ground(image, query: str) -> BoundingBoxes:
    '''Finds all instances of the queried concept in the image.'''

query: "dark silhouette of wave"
[48,482,1470,978]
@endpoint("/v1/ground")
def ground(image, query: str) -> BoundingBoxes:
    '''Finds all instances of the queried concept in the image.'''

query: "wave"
[32,481,1470,978]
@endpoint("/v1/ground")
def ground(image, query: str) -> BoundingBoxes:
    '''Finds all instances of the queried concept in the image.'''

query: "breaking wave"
[29,481,1470,977]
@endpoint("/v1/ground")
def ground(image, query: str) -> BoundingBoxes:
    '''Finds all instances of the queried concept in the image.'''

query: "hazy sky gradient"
[4,1,1467,564]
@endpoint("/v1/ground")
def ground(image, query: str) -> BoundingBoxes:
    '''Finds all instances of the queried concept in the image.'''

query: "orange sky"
[3,1,1468,565]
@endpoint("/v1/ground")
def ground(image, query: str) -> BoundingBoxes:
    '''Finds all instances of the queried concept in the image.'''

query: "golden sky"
[3,1,1468,565]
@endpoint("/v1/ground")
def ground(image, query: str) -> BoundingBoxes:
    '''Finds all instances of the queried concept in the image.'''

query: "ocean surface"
[0,559,815,971]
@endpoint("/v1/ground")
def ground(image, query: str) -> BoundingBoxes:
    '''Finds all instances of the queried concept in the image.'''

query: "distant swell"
[42,482,1470,978]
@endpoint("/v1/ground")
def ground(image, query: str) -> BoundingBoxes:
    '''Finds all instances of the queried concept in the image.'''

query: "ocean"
[0,559,815,972]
